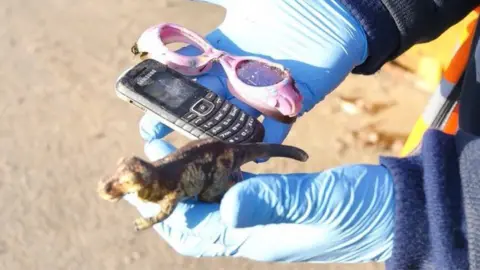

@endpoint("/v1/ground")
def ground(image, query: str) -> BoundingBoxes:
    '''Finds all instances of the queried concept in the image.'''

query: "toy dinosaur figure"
[97,138,308,231]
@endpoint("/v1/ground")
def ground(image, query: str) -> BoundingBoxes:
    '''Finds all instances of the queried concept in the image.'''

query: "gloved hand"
[139,0,368,144]
[124,0,394,263]
[123,113,395,263]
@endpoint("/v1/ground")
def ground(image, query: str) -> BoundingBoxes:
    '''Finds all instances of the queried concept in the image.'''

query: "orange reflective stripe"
[443,11,478,83]
[443,34,474,83]
[400,8,479,157]
[443,104,459,135]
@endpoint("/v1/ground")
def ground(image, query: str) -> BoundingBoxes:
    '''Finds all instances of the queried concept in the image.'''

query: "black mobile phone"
[115,58,265,143]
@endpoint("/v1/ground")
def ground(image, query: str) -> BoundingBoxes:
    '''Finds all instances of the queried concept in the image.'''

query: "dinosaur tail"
[237,143,309,165]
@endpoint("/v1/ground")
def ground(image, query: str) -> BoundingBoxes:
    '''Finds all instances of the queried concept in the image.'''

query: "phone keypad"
[191,99,215,116]
[200,119,216,130]
[222,107,239,126]
[179,91,264,143]
[182,112,197,122]
[174,118,187,128]
[210,107,240,135]
[191,128,203,137]
[204,92,217,101]
[200,102,232,130]
[230,112,247,132]
[227,117,255,143]
[182,123,195,132]
[213,96,224,107]
[192,117,207,126]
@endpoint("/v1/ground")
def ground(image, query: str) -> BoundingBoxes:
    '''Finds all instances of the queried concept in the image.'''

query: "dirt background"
[0,0,431,269]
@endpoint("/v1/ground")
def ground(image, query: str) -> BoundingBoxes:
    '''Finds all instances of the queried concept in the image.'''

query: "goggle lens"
[236,60,286,87]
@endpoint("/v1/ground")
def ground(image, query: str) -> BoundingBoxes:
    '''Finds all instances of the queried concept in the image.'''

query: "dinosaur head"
[97,156,154,202]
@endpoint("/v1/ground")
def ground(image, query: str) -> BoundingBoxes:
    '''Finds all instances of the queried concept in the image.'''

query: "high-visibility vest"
[400,7,480,157]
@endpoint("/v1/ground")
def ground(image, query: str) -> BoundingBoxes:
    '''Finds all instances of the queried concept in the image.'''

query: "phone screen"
[140,70,197,110]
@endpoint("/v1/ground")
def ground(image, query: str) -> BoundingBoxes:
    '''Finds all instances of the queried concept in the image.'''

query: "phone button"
[182,112,197,122]
[174,119,187,128]
[230,112,247,133]
[199,103,231,131]
[192,117,207,126]
[199,133,211,139]
[229,128,252,143]
[219,102,231,114]
[208,102,230,124]
[213,96,224,107]
[221,108,239,126]
[191,99,214,116]
[182,123,195,132]
[217,129,235,140]
[245,116,255,129]
[228,117,255,143]
[241,118,256,139]
[212,103,230,121]
[212,111,226,123]
[191,128,204,137]
[207,115,232,136]
[209,125,224,135]
[200,119,217,130]
[204,92,217,101]
[228,106,240,118]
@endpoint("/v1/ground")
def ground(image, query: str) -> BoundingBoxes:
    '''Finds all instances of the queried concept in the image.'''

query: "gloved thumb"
[261,116,292,144]
[219,173,315,228]
[144,139,177,162]
[139,111,177,161]
[219,165,395,229]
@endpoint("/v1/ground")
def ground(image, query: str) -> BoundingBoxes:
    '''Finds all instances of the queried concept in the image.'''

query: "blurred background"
[1,0,470,269]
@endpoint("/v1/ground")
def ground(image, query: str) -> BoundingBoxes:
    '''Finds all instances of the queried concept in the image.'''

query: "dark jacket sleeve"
[336,0,480,74]
[379,129,472,270]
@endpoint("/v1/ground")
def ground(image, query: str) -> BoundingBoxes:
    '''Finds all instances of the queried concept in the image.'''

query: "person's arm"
[337,0,480,74]
[455,130,480,269]
[379,129,475,269]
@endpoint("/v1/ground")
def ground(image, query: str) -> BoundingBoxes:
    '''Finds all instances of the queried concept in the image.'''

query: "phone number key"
[227,117,255,143]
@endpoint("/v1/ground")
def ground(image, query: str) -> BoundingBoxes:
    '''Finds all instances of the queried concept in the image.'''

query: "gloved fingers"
[144,138,177,162]
[260,116,292,144]
[232,221,392,263]
[124,191,391,263]
[220,164,395,229]
[123,193,252,258]
[219,173,309,228]
[125,190,390,263]
[124,165,394,262]
[229,220,382,263]
[139,112,174,143]
[123,191,338,261]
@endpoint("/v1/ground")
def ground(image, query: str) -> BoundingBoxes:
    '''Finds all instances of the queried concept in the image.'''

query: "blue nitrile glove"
[139,0,368,145]
[123,113,395,263]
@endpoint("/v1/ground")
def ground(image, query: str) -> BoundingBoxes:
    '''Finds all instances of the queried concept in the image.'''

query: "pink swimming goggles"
[130,23,303,123]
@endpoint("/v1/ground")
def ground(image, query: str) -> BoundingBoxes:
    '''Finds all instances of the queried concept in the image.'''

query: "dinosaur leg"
[134,191,182,231]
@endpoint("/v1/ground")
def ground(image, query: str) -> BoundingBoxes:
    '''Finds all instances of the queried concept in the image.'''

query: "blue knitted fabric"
[380,129,474,269]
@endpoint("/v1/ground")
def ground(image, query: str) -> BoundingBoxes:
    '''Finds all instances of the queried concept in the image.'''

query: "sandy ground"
[0,0,431,269]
